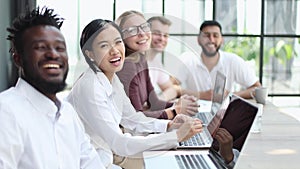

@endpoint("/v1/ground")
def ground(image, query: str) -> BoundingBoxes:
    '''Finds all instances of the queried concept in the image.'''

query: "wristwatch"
[172,108,177,117]
[226,160,235,169]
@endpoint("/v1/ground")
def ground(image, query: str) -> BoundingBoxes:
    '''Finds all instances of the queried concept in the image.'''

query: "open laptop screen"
[209,71,227,117]
[207,95,231,137]
[212,71,226,104]
[218,95,258,151]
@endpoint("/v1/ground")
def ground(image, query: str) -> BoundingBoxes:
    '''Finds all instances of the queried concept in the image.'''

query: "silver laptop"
[179,93,258,150]
[196,71,227,125]
[178,95,231,149]
[144,149,226,169]
[144,94,258,169]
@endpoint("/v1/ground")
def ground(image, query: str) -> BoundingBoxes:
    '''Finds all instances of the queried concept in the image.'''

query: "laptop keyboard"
[179,129,212,147]
[195,112,210,124]
[175,154,211,169]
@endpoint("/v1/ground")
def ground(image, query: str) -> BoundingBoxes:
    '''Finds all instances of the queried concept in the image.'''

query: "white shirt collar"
[15,78,60,117]
[92,69,114,97]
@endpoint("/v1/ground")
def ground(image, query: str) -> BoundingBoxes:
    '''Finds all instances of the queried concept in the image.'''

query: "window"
[36,0,300,96]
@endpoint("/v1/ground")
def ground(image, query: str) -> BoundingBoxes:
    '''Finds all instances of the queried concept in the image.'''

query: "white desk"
[235,101,300,169]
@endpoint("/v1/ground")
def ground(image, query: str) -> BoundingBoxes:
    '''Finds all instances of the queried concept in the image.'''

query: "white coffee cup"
[251,87,268,104]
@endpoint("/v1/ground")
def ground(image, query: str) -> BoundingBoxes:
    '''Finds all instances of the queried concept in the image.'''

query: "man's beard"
[22,67,68,95]
[201,45,221,57]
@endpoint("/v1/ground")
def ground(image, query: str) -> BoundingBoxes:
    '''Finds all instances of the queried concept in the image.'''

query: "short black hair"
[7,6,64,54]
[199,20,222,33]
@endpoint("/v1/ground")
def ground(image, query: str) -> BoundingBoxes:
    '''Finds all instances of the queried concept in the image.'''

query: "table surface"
[234,101,300,169]
[143,100,300,169]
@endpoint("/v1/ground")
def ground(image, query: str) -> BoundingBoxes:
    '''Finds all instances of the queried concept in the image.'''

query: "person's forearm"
[235,81,262,99]
[180,88,201,99]
[159,87,178,101]
[234,89,253,99]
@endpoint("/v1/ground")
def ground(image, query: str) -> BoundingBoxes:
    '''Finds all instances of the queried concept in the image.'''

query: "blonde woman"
[116,11,199,120]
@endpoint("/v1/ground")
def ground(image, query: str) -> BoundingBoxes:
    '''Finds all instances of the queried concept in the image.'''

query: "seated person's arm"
[234,81,261,99]
[169,75,212,100]
[157,79,179,101]
[170,75,181,85]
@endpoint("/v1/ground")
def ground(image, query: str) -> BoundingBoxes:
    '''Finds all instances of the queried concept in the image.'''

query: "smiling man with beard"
[174,20,261,100]
[0,7,104,169]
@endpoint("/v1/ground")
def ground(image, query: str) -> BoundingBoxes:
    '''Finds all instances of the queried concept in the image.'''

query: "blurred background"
[1,0,299,118]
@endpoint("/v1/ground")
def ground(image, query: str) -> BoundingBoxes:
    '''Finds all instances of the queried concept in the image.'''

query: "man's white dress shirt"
[67,69,178,168]
[0,78,104,169]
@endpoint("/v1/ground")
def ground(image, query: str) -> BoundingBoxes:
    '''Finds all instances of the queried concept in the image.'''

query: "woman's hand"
[174,117,204,142]
[167,114,192,131]
[174,95,199,116]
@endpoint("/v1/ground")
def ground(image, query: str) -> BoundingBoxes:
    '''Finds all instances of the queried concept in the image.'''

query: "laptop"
[143,149,226,169]
[181,94,258,149]
[144,94,258,169]
[178,95,231,149]
[196,71,227,125]
[217,94,259,151]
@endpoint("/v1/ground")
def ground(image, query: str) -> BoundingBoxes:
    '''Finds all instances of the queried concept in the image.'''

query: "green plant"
[222,37,260,61]
[223,37,298,65]
[266,39,298,65]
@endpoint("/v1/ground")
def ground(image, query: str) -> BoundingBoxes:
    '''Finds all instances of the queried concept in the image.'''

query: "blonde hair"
[115,10,145,30]
[115,10,147,62]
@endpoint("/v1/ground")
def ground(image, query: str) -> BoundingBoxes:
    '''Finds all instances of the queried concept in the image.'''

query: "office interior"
[1,1,299,110]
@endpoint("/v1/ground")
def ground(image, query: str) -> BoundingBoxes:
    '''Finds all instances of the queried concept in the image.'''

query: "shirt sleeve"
[68,76,178,157]
[0,105,24,169]
[71,107,106,169]
[230,54,259,88]
[225,148,240,169]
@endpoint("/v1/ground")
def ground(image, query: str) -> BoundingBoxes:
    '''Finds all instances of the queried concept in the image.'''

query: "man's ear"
[12,52,22,68]
[197,35,201,46]
[221,37,224,45]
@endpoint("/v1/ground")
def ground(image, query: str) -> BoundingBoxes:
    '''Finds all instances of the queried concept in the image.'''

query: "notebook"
[196,71,227,125]
[144,94,258,169]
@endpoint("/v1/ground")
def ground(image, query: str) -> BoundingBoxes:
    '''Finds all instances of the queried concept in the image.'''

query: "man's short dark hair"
[7,6,64,54]
[199,20,222,33]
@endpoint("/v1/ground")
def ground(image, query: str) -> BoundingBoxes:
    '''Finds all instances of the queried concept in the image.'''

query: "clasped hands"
[173,94,199,116]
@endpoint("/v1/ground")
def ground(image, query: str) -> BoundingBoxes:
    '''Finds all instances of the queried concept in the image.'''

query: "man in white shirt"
[147,16,181,101]
[175,20,261,100]
[0,7,104,169]
[145,17,239,167]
